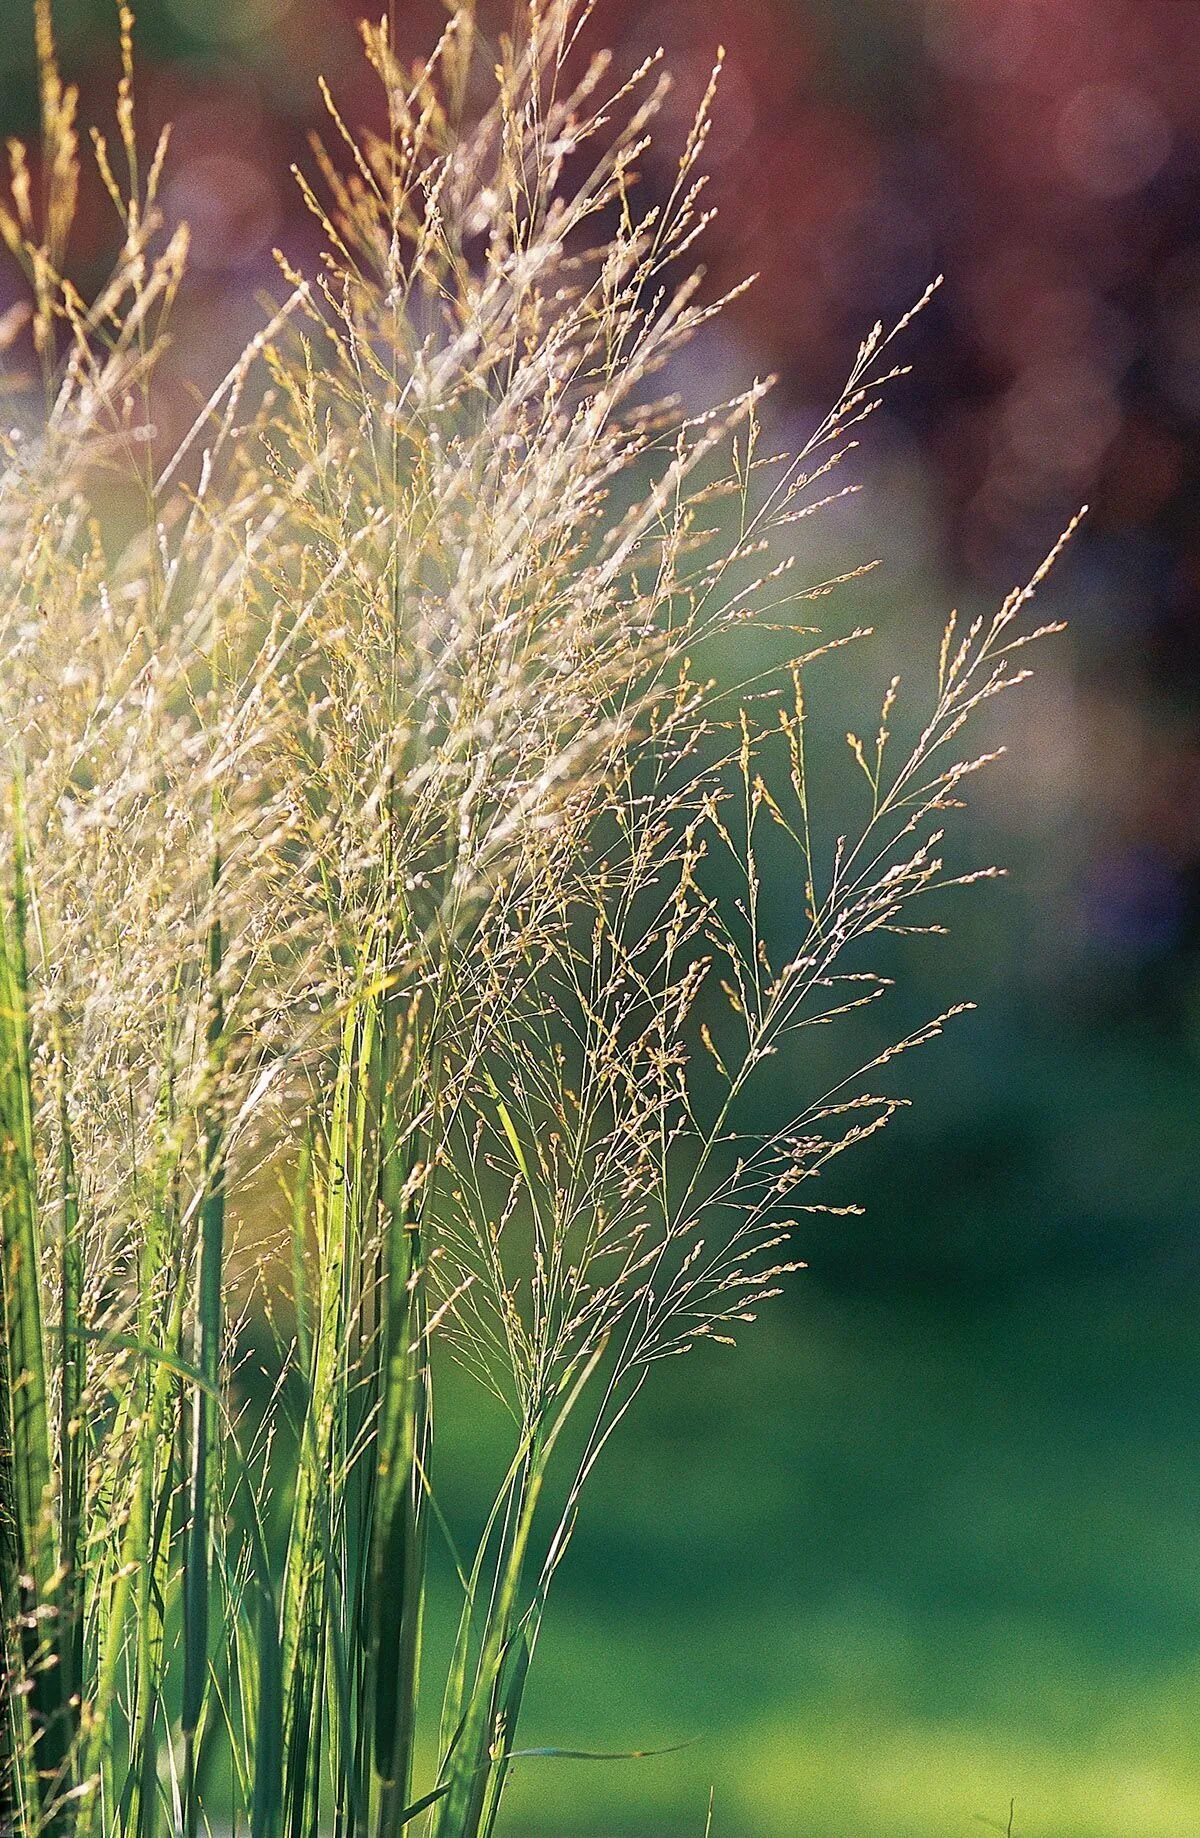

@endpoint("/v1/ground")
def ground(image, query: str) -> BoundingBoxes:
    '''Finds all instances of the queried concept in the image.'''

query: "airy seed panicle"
[0,5,1073,1835]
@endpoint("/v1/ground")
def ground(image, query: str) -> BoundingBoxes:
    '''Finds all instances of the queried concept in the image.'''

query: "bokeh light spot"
[164,152,278,273]
[1055,82,1172,199]
[923,0,1041,81]
[164,0,296,48]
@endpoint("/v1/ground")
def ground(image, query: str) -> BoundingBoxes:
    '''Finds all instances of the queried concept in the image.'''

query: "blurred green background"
[7,2,1200,1834]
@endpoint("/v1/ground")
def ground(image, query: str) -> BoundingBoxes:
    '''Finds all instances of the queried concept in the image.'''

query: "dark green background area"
[6,2,1200,1833]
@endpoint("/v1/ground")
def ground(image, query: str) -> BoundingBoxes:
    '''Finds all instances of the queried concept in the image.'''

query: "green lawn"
[458,1279,1200,1837]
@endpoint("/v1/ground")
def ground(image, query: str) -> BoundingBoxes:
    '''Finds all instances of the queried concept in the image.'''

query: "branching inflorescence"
[0,4,1073,1835]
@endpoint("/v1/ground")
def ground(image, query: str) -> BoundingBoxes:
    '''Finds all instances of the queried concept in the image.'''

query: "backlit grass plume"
[0,4,1073,1835]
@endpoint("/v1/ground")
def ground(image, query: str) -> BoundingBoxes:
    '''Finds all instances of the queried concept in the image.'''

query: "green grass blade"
[53,1035,84,1717]
[432,1341,607,1838]
[367,979,432,1838]
[183,888,226,1838]
[280,999,359,1838]
[122,1131,186,1838]
[0,795,73,1828]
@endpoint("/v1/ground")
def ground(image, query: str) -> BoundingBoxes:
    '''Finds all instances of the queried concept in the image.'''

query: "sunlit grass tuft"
[0,3,1071,1834]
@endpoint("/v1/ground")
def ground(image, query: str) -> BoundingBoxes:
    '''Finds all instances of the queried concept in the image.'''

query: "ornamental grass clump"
[0,4,1074,1834]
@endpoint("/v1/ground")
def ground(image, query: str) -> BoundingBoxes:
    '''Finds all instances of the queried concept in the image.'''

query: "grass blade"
[0,792,73,1830]
[182,883,226,1838]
